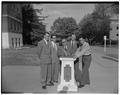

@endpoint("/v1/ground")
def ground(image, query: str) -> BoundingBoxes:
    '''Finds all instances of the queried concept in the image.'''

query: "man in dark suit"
[67,34,82,86]
[57,39,70,75]
[58,39,70,57]
[67,34,78,57]
[37,32,53,89]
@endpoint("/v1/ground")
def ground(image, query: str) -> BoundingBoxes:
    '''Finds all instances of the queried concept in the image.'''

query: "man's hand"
[73,53,78,59]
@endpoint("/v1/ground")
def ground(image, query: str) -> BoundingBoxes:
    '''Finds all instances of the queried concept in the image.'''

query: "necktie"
[54,43,57,51]
[64,46,67,56]
[64,46,67,51]
[71,41,74,48]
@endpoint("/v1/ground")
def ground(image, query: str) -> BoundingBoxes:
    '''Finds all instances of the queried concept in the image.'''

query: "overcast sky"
[33,4,95,31]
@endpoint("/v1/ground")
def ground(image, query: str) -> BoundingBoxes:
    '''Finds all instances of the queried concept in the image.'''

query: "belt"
[83,54,91,56]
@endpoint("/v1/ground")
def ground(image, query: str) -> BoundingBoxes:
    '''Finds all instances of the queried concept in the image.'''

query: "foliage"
[105,3,119,16]
[22,4,46,45]
[51,17,78,38]
[78,4,111,44]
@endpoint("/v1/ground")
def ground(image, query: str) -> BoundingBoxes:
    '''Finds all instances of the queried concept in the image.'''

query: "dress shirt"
[75,42,91,57]
[44,39,48,45]
[51,41,57,51]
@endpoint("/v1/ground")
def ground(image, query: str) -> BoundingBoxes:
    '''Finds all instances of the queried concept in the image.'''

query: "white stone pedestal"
[57,57,78,92]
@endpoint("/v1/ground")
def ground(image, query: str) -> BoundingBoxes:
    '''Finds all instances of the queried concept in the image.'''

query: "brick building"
[2,3,23,48]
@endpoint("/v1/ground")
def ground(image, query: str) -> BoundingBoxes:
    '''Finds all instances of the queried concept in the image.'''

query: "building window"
[19,38,20,47]
[15,22,16,31]
[18,23,19,32]
[16,22,17,31]
[117,26,119,30]
[10,19,12,30]
[18,24,20,32]
[16,22,19,32]
[110,27,112,30]
[10,20,13,30]
[15,22,17,32]
[13,20,15,32]
[16,38,17,48]
[13,4,15,9]
[17,24,19,32]
[12,38,14,48]
[16,7,19,13]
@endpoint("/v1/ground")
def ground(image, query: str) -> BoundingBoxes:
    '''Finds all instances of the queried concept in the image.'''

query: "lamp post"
[104,36,107,52]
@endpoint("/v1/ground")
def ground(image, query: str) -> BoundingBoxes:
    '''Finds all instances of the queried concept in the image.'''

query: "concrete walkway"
[2,51,118,93]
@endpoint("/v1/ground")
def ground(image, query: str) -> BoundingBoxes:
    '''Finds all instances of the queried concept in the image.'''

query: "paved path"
[2,48,118,93]
[91,46,118,59]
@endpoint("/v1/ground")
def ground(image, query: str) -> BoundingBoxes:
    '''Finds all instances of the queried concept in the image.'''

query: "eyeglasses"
[79,39,83,41]
[62,41,66,43]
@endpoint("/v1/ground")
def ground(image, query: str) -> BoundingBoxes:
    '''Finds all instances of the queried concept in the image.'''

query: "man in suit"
[37,32,53,89]
[57,39,70,76]
[74,35,92,88]
[58,39,70,57]
[67,34,82,85]
[51,35,60,84]
[67,34,78,57]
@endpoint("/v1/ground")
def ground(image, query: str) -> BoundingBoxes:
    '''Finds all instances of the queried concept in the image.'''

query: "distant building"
[109,15,119,41]
[2,3,23,49]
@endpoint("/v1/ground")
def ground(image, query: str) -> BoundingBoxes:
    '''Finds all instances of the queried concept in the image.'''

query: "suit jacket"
[51,42,59,63]
[58,46,70,57]
[67,40,78,57]
[37,40,51,64]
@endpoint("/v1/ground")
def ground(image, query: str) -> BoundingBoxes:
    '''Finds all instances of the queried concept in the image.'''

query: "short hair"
[62,39,66,43]
[51,34,56,38]
[79,35,86,40]
[44,32,50,35]
[71,33,76,36]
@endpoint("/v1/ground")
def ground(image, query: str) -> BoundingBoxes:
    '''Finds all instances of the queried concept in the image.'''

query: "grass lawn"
[2,47,40,66]
[2,45,118,66]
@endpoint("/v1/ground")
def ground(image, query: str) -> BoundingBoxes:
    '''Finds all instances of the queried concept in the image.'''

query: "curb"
[103,55,118,62]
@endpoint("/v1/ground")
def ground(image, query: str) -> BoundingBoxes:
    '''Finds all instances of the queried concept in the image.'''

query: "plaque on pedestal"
[57,57,78,92]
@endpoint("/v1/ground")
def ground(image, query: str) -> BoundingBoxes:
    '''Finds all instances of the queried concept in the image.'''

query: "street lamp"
[104,35,107,52]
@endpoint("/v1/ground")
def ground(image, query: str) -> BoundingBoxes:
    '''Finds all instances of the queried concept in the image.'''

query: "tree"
[22,4,46,45]
[78,4,111,44]
[92,4,110,43]
[105,3,119,16]
[78,14,97,44]
[30,22,46,45]
[51,17,78,38]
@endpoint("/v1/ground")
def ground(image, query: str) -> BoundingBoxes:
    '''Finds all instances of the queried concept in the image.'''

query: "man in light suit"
[37,32,53,89]
[51,35,60,83]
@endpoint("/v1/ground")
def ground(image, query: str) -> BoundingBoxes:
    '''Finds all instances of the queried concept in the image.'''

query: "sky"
[33,4,95,31]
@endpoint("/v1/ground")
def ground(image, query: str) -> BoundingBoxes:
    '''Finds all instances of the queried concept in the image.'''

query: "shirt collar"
[82,42,87,46]
[44,39,47,44]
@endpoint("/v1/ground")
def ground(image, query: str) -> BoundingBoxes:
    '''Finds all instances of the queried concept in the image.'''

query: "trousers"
[40,63,52,86]
[81,55,92,85]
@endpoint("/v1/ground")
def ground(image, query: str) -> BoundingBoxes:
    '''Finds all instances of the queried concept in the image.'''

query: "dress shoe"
[47,82,54,86]
[86,82,90,85]
[78,85,84,88]
[54,81,58,83]
[42,85,46,89]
